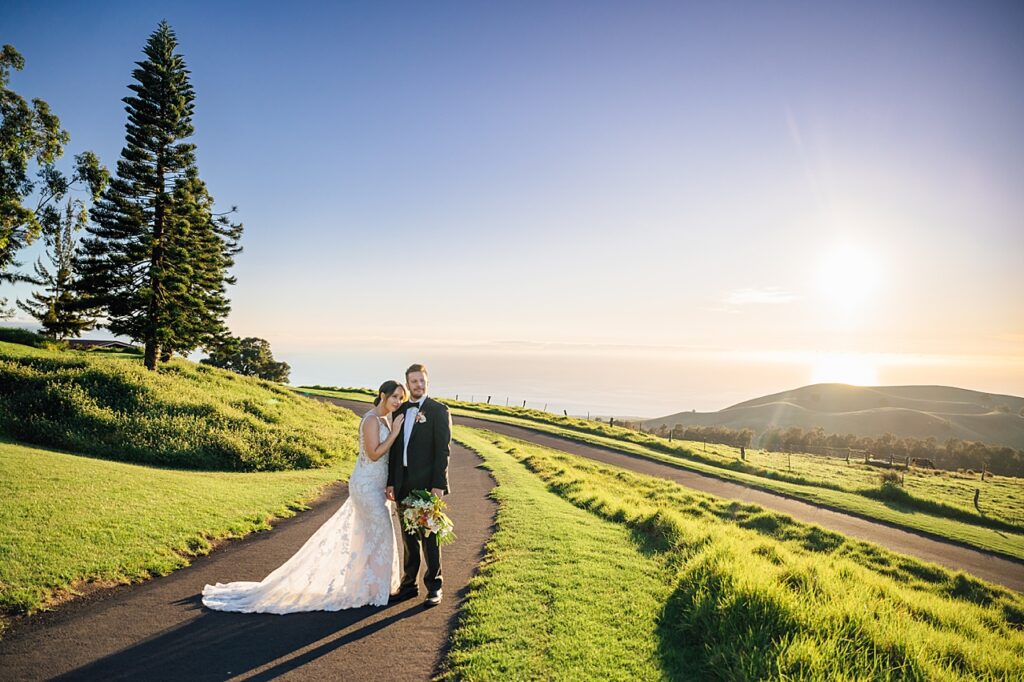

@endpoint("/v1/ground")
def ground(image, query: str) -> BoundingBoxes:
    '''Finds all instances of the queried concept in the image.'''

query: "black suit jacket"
[387,397,452,499]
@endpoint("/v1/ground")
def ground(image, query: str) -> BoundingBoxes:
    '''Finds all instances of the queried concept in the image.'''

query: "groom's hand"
[431,487,444,498]
[385,486,395,501]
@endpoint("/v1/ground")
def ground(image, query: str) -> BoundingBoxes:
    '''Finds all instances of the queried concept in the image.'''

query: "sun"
[815,242,881,312]
[810,352,879,386]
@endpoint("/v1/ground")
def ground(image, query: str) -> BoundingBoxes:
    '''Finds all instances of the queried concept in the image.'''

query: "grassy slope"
[440,429,680,680]
[0,431,357,630]
[451,427,1024,680]
[296,387,1024,561]
[0,342,353,471]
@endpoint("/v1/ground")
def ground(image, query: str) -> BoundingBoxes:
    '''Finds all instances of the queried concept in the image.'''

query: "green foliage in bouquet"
[400,489,456,546]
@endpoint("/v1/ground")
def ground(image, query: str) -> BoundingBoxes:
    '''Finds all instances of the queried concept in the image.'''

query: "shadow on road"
[54,595,422,681]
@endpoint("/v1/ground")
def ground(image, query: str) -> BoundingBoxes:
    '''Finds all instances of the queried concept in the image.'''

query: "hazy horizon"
[3,1,1022,417]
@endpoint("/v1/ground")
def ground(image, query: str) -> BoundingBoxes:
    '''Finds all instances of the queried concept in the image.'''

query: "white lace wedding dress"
[201,411,401,613]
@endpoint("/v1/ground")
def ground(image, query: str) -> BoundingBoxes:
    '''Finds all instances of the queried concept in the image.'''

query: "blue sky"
[3,1,1023,412]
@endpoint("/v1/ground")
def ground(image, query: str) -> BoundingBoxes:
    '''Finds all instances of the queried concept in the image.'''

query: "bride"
[201,380,406,613]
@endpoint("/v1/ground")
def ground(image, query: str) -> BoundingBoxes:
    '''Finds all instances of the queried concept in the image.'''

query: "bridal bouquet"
[400,490,456,546]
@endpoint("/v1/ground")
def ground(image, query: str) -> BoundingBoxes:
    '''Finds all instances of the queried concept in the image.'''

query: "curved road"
[0,408,496,681]
[324,398,1023,592]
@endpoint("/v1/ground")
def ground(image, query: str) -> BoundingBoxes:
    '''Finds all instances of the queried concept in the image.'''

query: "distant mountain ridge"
[645,384,1024,450]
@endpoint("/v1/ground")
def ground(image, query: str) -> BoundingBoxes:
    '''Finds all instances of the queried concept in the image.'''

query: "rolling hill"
[645,384,1024,449]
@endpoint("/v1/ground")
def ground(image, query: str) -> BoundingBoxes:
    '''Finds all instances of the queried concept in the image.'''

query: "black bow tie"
[409,401,423,410]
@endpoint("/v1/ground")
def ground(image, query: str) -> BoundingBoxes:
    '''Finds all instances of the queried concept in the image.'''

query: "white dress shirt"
[402,397,425,466]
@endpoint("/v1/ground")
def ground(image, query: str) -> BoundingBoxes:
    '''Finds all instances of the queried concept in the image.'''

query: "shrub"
[0,327,46,347]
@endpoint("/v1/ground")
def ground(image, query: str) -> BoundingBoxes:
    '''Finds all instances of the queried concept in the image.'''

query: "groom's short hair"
[406,363,428,378]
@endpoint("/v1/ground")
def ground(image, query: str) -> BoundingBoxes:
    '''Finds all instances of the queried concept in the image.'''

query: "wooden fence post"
[974,488,981,512]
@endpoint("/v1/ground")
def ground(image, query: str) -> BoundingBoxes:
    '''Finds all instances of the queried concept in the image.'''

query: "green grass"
[451,427,1024,680]
[297,386,1024,561]
[439,428,681,680]
[0,429,358,632]
[0,341,354,471]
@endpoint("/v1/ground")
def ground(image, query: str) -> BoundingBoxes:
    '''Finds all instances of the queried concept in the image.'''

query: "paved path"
[0,403,496,681]
[345,399,1023,593]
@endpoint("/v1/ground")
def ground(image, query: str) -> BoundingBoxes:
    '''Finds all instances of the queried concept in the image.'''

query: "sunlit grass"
[452,427,1024,680]
[0,341,355,470]
[439,429,679,680]
[0,433,357,632]
[300,386,1024,560]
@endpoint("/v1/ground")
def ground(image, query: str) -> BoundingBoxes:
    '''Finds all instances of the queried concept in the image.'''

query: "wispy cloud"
[724,287,800,305]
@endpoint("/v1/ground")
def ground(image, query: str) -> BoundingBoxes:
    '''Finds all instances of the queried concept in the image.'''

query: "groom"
[386,363,451,606]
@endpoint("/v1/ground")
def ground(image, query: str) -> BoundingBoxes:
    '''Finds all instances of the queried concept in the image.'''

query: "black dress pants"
[398,473,443,593]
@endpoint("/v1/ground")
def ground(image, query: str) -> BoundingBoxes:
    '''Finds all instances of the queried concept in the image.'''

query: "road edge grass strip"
[0,428,357,638]
[296,386,1024,562]
[456,427,1024,681]
[463,414,1024,562]
[438,427,685,680]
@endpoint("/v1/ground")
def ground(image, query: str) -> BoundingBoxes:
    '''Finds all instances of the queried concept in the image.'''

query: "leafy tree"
[77,22,241,369]
[201,336,291,383]
[1,45,104,316]
[17,198,102,339]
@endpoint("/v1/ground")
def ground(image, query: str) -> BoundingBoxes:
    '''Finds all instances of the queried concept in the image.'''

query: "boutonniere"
[415,411,427,424]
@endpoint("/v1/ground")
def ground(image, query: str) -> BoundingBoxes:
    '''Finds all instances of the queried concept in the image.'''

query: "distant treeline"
[759,427,1024,477]
[649,423,754,449]
[649,423,1024,477]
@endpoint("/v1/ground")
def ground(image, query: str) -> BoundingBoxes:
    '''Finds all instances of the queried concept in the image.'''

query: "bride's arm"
[362,413,404,462]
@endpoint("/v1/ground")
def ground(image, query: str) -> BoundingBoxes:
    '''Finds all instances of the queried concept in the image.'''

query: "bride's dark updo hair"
[374,380,406,406]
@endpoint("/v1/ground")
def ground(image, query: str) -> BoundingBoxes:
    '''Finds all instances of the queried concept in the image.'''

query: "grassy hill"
[0,340,361,633]
[0,340,355,471]
[646,383,1024,449]
[0,435,356,633]
[447,427,1024,680]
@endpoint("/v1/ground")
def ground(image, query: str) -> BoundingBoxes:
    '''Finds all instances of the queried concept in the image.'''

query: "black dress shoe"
[388,586,418,604]
[424,589,442,606]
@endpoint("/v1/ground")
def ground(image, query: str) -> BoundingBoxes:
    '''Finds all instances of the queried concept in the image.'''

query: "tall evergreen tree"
[78,21,241,369]
[17,198,99,339]
[158,171,242,360]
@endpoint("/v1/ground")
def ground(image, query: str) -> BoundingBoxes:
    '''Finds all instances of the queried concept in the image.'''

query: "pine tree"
[78,21,240,369]
[158,171,242,360]
[17,199,98,339]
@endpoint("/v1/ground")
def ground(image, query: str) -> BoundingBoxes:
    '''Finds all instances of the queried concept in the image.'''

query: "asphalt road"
[326,398,1024,593]
[0,404,496,681]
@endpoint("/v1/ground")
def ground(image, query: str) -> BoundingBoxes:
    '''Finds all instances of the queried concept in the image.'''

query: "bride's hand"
[392,413,405,430]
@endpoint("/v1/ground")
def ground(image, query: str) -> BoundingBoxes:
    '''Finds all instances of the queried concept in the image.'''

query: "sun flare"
[816,242,881,311]
[810,353,879,386]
